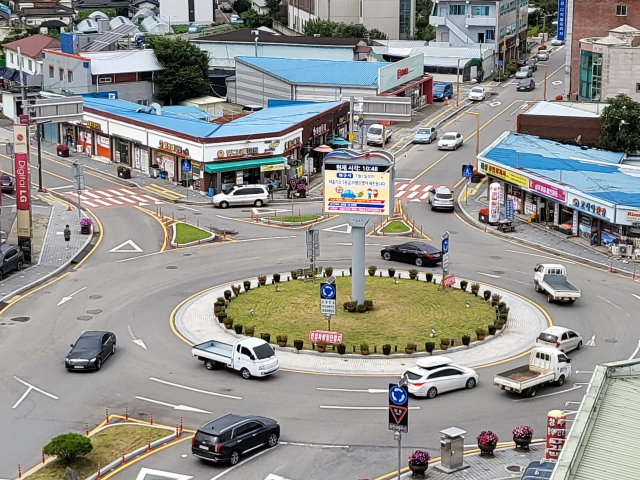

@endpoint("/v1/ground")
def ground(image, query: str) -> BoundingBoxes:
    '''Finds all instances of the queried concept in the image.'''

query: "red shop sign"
[309,330,343,344]
[545,410,567,462]
[14,153,30,211]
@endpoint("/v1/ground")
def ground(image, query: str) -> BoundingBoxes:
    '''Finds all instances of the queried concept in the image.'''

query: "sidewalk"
[0,202,93,303]
[175,269,548,375]
[457,183,639,277]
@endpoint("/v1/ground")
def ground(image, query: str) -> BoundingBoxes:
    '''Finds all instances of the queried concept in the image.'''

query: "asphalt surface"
[2,46,640,480]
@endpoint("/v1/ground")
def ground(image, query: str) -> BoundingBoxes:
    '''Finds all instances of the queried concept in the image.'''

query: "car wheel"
[220,201,229,209]
[255,199,264,207]
[0,270,3,280]
[527,386,537,397]
[465,378,476,389]
[556,375,565,387]
[382,252,392,261]
[205,360,215,370]
[229,450,240,466]
[577,341,582,350]
[96,359,102,371]
[241,367,251,379]
[268,432,279,447]
[534,282,541,292]
[547,294,553,303]
[415,257,423,267]
[17,261,23,271]
[426,387,437,399]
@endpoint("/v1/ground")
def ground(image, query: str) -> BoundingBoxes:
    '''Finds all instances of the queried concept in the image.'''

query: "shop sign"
[570,195,611,221]
[312,124,329,137]
[480,161,528,187]
[217,146,259,158]
[489,183,501,223]
[262,140,280,154]
[86,121,102,131]
[308,330,343,344]
[378,54,424,93]
[545,410,567,461]
[529,178,566,202]
[337,114,349,125]
[625,210,640,223]
[284,137,301,150]
[158,140,190,157]
[260,163,285,172]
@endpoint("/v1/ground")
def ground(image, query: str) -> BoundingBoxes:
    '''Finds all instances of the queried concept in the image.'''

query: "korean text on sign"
[308,330,344,345]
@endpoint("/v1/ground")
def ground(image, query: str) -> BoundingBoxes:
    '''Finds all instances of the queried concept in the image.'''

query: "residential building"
[251,0,269,14]
[577,25,640,101]
[563,0,640,100]
[3,34,61,76]
[429,0,529,66]
[11,0,75,26]
[42,49,163,105]
[159,0,214,25]
[288,0,417,40]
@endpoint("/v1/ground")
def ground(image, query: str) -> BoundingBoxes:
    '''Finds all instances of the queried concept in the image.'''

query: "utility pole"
[541,63,548,100]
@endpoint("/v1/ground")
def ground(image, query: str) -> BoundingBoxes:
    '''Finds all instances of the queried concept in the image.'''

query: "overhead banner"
[489,183,501,223]
[557,0,567,42]
[480,161,528,187]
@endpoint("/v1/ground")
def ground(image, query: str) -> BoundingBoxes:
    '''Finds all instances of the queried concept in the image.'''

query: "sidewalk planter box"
[479,212,488,223]
[56,145,69,157]
[81,225,91,235]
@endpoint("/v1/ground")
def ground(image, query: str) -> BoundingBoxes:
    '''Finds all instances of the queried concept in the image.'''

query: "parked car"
[212,184,269,208]
[432,82,454,101]
[525,58,538,72]
[551,37,565,46]
[230,14,243,25]
[380,241,442,267]
[468,87,486,101]
[412,127,437,144]
[437,132,463,150]
[219,1,233,12]
[188,23,203,33]
[0,244,23,278]
[367,124,393,145]
[65,331,116,371]
[192,414,280,465]
[404,357,478,399]
[537,326,584,353]
[515,66,533,79]
[537,49,550,61]
[428,186,454,211]
[1,173,14,194]
[517,78,536,91]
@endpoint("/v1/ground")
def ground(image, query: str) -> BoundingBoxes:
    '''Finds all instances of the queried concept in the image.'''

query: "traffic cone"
[444,97,449,106]
[67,203,72,211]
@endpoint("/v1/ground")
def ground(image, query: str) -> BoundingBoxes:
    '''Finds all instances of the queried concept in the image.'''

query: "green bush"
[43,433,93,464]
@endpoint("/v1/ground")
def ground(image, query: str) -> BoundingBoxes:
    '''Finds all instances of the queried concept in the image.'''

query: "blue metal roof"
[81,96,343,139]
[236,56,389,86]
[480,132,640,208]
[161,106,214,120]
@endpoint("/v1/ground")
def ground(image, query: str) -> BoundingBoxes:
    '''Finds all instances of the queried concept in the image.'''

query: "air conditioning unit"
[85,146,92,156]
[108,93,116,100]
[619,245,632,257]
[77,145,84,153]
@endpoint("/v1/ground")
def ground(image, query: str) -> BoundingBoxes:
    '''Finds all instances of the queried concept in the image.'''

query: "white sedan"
[404,357,478,399]
[536,326,583,353]
[437,132,463,150]
[468,87,486,101]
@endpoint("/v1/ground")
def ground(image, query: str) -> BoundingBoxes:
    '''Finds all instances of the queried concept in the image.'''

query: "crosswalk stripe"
[410,184,420,191]
[420,193,430,200]
[423,185,433,192]
[108,197,124,205]
[83,191,101,199]
[95,190,112,197]
[407,191,419,199]
[394,191,406,198]
[119,196,136,204]
[83,197,110,206]
[396,184,408,191]
[81,200,98,208]
[108,189,125,196]
[129,195,149,203]
[141,194,163,204]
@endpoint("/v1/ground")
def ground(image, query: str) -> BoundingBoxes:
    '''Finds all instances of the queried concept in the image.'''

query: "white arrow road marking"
[264,475,294,480]
[12,376,59,409]
[320,406,420,410]
[628,339,640,360]
[317,388,387,394]
[477,272,501,278]
[134,396,213,414]
[135,468,193,480]
[585,335,596,347]
[109,239,143,253]
[575,370,594,374]
[210,446,278,480]
[127,325,147,350]
[57,287,87,306]
[513,384,582,402]
[633,294,640,301]
[322,223,352,234]
[149,377,242,400]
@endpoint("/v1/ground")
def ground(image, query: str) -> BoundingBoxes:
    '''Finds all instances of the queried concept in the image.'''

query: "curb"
[259,215,327,227]
[170,223,216,248]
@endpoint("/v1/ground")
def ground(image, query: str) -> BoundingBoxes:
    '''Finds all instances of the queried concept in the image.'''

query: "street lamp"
[464,111,480,166]
[540,63,548,100]
[456,58,469,107]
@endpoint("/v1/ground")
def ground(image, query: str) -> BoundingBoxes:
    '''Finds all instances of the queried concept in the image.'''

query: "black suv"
[192,414,280,465]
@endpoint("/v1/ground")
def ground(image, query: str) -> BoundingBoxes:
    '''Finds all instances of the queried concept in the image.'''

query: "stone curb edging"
[196,269,508,359]
[259,215,327,227]
[170,222,216,248]
[375,218,412,237]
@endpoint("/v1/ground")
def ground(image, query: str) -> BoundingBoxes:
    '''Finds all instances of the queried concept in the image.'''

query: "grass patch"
[381,220,411,233]
[226,276,494,352]
[175,223,210,244]
[269,216,319,222]
[30,425,169,480]
[171,24,190,34]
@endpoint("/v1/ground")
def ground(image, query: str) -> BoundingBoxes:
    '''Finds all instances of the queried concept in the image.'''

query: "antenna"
[575,134,582,145]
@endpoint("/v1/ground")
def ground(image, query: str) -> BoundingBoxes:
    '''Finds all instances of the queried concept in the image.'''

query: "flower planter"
[440,344,449,351]
[234,325,243,334]
[361,349,369,356]
[217,313,227,323]
[462,337,470,346]
[382,346,391,355]
[513,436,532,451]
[81,225,91,235]
[293,340,303,350]
[425,343,435,354]
[488,326,497,335]
[224,322,233,329]
[409,274,417,280]
[277,341,286,348]
[337,345,346,355]
[478,443,496,456]
[477,334,486,341]
[316,345,326,353]
[408,463,428,476]
[405,348,414,354]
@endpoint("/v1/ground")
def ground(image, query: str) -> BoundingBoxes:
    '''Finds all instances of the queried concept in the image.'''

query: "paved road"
[3,45,640,480]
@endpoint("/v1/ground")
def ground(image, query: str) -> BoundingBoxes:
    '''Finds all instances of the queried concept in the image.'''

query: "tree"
[415,0,435,41]
[233,0,251,14]
[145,37,211,105]
[77,9,117,21]
[240,9,272,28]
[265,0,283,22]
[43,433,92,464]
[304,19,336,37]
[303,19,386,39]
[599,94,640,155]
[1,27,39,51]
[368,28,388,40]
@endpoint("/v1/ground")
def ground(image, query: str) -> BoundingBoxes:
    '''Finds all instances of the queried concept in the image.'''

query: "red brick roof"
[2,34,61,58]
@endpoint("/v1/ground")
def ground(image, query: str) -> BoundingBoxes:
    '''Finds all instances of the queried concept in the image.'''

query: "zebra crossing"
[394,182,434,202]
[62,188,165,209]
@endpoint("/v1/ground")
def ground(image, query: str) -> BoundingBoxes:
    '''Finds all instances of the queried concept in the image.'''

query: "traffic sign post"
[389,383,408,480]
[441,231,450,276]
[462,164,473,206]
[320,282,336,315]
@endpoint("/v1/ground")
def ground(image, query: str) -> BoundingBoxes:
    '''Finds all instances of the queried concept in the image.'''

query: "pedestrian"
[268,183,274,201]
[64,224,71,249]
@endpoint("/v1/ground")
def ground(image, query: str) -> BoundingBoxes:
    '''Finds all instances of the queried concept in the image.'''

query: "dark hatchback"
[65,331,116,371]
[381,241,443,267]
[192,414,280,465]
[0,244,24,278]
[517,78,535,91]
[1,173,14,194]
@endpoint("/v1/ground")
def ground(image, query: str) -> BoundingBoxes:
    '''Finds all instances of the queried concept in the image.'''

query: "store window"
[49,65,54,78]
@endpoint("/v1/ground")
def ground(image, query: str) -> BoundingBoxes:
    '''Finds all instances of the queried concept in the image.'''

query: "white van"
[212,184,269,208]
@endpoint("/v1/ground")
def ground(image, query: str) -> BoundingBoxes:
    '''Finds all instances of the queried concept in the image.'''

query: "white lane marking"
[505,249,575,264]
[128,325,147,350]
[136,468,193,480]
[279,442,349,449]
[216,215,235,220]
[419,193,430,200]
[575,370,594,374]
[628,340,640,360]
[323,223,352,234]
[12,376,59,409]
[134,396,213,414]
[513,385,582,402]
[552,80,563,85]
[489,265,529,275]
[511,279,527,285]
[149,377,242,400]
[109,239,143,253]
[141,195,164,205]
[406,191,419,199]
[87,197,111,206]
[317,388,387,394]
[423,185,433,192]
[320,406,421,410]
[82,191,101,199]
[410,184,420,191]
[394,191,406,198]
[80,199,98,208]
[396,184,408,191]
[477,271,501,278]
[633,294,640,301]
[179,205,199,212]
[597,295,623,311]
[95,190,112,197]
[108,189,125,196]
[47,185,75,191]
[234,236,298,243]
[108,197,124,205]
[118,251,163,263]
[585,335,596,347]
[119,196,137,204]
[129,195,149,203]
[57,286,87,306]
[209,447,277,480]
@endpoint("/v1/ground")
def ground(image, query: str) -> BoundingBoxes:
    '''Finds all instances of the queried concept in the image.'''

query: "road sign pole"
[325,314,331,331]
[396,432,402,480]
[465,179,470,206]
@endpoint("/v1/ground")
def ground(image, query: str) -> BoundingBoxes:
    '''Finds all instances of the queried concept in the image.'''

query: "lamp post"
[456,58,468,107]
[464,111,480,168]
[541,63,548,100]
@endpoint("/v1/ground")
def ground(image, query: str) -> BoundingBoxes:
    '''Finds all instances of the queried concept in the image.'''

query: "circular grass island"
[225,274,497,354]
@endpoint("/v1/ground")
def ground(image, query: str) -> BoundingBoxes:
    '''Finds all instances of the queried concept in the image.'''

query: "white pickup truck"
[533,263,581,304]
[493,346,571,397]
[191,338,279,379]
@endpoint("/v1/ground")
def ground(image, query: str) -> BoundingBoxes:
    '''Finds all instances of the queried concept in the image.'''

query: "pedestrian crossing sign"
[462,165,473,178]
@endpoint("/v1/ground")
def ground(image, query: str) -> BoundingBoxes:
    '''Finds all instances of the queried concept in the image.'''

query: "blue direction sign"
[389,385,407,405]
[462,164,473,178]
[320,282,336,315]
[181,158,191,173]
[320,283,336,300]
[389,383,409,433]
[442,237,449,254]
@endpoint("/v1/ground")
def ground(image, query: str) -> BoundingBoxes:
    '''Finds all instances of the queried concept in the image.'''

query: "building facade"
[159,0,214,24]
[564,0,640,100]
[288,0,416,40]
[3,35,60,76]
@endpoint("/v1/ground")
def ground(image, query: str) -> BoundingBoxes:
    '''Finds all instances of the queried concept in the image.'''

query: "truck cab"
[233,338,279,378]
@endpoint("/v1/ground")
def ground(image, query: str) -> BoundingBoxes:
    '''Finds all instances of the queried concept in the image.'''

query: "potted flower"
[325,266,333,277]
[243,280,251,292]
[344,301,357,313]
[425,341,435,354]
[357,304,367,313]
[234,324,243,334]
[293,339,303,351]
[262,333,271,343]
[439,338,449,351]
[360,342,369,355]
[477,430,499,456]
[491,293,502,307]
[223,316,234,329]
[273,273,281,283]
[475,328,486,341]
[231,284,241,296]
[496,319,506,330]
[276,334,288,347]
[56,144,69,157]
[470,283,480,296]
[217,312,227,323]
[408,450,430,476]
[80,217,92,235]
[409,269,418,280]
[291,270,298,280]
[368,265,377,276]
[478,208,489,223]
[382,344,391,355]
[316,341,327,353]
[488,324,497,335]
[337,343,346,355]
[405,343,415,354]
[245,325,255,337]
[257,275,267,286]
[513,426,533,450]
[483,290,491,301]
[425,272,433,282]
[462,334,471,346]
[213,301,224,315]
[224,290,232,301]
[460,280,468,292]
[364,300,374,311]
[388,267,396,278]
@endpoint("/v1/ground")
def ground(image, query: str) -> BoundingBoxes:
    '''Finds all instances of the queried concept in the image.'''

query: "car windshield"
[194,431,221,443]
[434,85,445,91]
[442,134,456,140]
[369,127,382,134]
[471,88,483,93]
[539,332,558,344]
[416,128,431,134]
[75,337,99,349]
[253,343,275,359]
[518,79,530,85]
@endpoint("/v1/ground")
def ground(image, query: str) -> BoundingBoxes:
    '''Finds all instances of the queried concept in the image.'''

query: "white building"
[159,0,214,25]
[3,34,60,76]
[288,0,416,40]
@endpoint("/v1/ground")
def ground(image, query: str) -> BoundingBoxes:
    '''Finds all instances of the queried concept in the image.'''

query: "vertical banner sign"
[554,203,560,225]
[388,384,409,433]
[557,0,567,42]
[505,198,514,220]
[489,183,500,223]
[441,231,450,276]
[13,122,31,260]
[545,410,567,461]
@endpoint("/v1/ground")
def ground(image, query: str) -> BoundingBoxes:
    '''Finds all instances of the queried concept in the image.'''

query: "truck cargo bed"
[543,275,579,293]
[193,340,232,358]
[497,364,542,382]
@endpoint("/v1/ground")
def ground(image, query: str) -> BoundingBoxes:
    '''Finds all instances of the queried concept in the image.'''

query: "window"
[68,70,73,82]
[28,59,32,71]
[59,68,64,81]
[486,29,495,40]
[473,6,490,16]
[21,57,25,68]
[440,31,449,42]
[48,65,54,78]
[137,99,149,106]
[449,4,466,15]
[240,346,252,357]
[9,52,14,64]
[616,5,627,15]
[636,83,640,93]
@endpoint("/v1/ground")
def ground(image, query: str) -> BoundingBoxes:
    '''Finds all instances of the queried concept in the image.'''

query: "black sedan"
[192,414,279,465]
[517,78,535,91]
[381,241,443,267]
[65,331,116,371]
[1,173,14,194]
[0,244,24,278]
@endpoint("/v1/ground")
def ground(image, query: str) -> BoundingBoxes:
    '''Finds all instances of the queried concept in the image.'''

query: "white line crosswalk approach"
[394,182,433,202]
[64,188,164,209]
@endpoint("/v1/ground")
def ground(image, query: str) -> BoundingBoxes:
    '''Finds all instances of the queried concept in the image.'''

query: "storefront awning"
[204,156,287,174]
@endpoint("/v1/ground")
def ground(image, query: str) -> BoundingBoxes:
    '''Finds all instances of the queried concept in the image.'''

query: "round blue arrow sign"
[442,238,449,254]
[321,284,336,299]
[389,385,407,406]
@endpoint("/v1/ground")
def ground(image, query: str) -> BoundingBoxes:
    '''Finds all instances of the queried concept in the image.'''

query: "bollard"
[198,239,201,246]
[210,226,213,233]
[172,212,175,221]
[484,222,487,233]
[267,217,270,225]
[251,212,254,220]
[180,416,183,433]
[175,424,180,439]
[105,408,109,424]
[147,435,151,452]
[634,268,637,280]
[300,220,303,227]
[223,231,227,240]
[150,411,153,425]
[197,219,199,228]
[609,259,613,273]
[420,226,423,236]
[122,449,126,465]
[42,449,45,464]
[281,220,284,227]
[97,463,101,480]
[18,464,21,479]
[125,406,129,422]
[219,236,222,243]
[176,242,179,249]
[86,422,89,436]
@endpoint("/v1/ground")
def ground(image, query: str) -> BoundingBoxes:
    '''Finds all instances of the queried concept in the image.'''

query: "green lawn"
[226,276,494,352]
[171,24,190,34]
[175,223,211,244]
[269,216,320,222]
[381,220,411,233]
[30,425,169,480]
